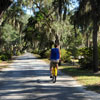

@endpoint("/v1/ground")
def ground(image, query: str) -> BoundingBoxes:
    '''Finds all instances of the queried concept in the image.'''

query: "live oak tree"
[22,0,72,47]
[0,1,30,54]
[74,0,100,72]
[0,0,13,20]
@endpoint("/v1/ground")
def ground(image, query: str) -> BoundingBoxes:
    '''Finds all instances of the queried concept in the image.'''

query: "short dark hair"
[54,44,58,48]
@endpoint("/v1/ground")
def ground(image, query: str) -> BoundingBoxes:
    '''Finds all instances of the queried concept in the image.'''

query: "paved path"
[0,53,100,100]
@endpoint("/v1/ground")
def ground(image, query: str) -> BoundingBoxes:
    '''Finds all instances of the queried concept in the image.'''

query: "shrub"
[61,49,71,62]
[0,54,8,61]
[98,46,100,59]
[6,52,12,59]
[39,49,51,58]
[33,49,39,54]
[78,47,93,69]
[16,51,21,56]
[39,50,47,58]
[68,47,79,59]
[0,51,12,61]
[44,49,51,58]
[39,48,71,62]
[98,46,100,65]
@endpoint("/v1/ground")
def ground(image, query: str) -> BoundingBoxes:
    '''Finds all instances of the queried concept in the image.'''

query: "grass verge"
[33,54,100,93]
[59,65,100,93]
[0,60,13,71]
[33,54,50,63]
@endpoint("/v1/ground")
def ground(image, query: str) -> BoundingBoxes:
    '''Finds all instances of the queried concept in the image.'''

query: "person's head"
[54,43,59,48]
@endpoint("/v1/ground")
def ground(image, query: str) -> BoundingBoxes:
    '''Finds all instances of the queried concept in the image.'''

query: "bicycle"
[51,64,58,83]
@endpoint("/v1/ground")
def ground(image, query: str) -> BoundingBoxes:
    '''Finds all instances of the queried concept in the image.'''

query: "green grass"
[33,54,41,58]
[33,54,50,63]
[59,65,100,93]
[0,60,13,71]
[0,66,8,69]
[33,54,100,93]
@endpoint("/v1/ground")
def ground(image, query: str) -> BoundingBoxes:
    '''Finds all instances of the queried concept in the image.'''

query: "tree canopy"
[0,0,100,72]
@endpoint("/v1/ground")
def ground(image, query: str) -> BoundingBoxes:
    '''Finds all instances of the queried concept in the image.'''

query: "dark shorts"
[50,60,59,68]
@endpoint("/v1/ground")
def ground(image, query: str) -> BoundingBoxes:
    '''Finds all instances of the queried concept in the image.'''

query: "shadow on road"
[0,68,89,100]
[0,78,87,100]
[0,54,92,100]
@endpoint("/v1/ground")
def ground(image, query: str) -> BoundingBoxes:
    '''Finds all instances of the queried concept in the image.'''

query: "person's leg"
[56,63,58,70]
[50,62,53,78]
[53,63,58,83]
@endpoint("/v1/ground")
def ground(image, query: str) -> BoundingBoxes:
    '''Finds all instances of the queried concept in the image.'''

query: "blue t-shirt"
[50,48,60,60]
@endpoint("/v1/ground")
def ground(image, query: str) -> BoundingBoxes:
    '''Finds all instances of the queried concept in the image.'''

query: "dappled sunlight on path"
[0,53,100,100]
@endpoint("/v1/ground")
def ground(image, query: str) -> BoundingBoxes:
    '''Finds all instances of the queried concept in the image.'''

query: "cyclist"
[50,43,61,82]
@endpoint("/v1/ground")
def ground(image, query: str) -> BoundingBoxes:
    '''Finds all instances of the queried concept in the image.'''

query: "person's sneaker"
[53,76,56,83]
[53,80,56,83]
[50,75,53,78]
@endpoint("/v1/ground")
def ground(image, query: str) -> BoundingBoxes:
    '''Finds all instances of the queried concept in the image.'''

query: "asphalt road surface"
[0,53,100,100]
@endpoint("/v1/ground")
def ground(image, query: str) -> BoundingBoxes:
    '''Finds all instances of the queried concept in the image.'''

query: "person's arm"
[59,49,61,60]
[58,46,61,59]
[50,49,52,60]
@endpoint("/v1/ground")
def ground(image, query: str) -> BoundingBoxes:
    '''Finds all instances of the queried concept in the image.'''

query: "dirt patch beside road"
[0,61,12,71]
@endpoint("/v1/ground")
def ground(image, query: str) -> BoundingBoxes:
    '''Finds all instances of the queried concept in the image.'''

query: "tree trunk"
[86,33,89,48]
[93,19,99,72]
[55,34,60,45]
